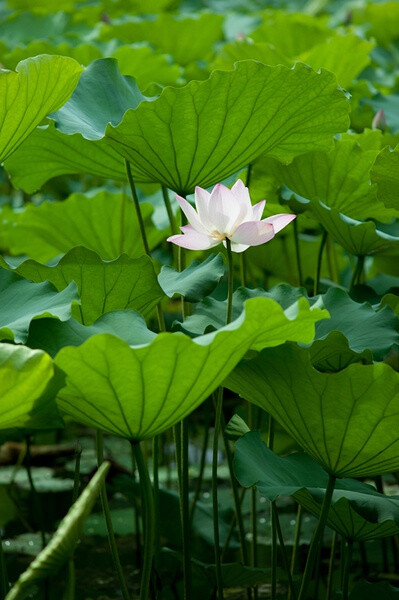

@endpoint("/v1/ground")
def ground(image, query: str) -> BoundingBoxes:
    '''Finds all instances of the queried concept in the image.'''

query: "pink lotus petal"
[208,184,237,234]
[230,220,275,249]
[167,225,219,250]
[252,200,266,221]
[175,194,208,235]
[194,186,213,231]
[263,213,296,233]
[231,179,253,224]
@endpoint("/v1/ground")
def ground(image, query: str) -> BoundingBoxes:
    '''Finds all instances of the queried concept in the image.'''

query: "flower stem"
[272,503,297,600]
[314,229,328,296]
[268,419,277,600]
[162,186,178,234]
[125,159,150,256]
[341,538,353,600]
[132,441,155,600]
[212,386,224,600]
[225,238,234,325]
[293,219,303,287]
[180,419,192,600]
[189,404,211,525]
[349,255,365,292]
[0,531,8,599]
[298,473,336,600]
[125,159,165,332]
[326,531,337,600]
[96,431,130,600]
[288,504,302,600]
[25,436,46,550]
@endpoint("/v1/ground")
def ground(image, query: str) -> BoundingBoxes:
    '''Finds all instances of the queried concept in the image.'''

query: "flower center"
[210,230,228,240]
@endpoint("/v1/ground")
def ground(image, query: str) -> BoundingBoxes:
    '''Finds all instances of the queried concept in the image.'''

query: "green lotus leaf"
[52,58,150,142]
[212,39,290,71]
[177,285,303,335]
[0,12,70,49]
[158,254,225,302]
[27,311,156,358]
[2,247,163,325]
[5,462,110,600]
[178,286,397,361]
[214,33,373,91]
[0,344,63,431]
[4,190,166,263]
[235,431,399,541]
[4,122,126,193]
[226,343,399,478]
[0,41,102,70]
[298,33,375,89]
[98,13,224,66]
[54,297,328,441]
[353,1,399,48]
[263,131,395,221]
[313,287,399,361]
[308,331,373,372]
[309,200,399,256]
[371,144,399,210]
[250,11,331,56]
[0,269,78,343]
[105,60,349,194]
[0,55,82,162]
[111,44,182,89]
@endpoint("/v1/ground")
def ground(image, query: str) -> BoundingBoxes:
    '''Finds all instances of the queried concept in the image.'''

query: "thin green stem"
[65,558,76,600]
[314,229,328,296]
[125,159,164,332]
[341,539,353,600]
[221,487,247,560]
[72,441,82,504]
[290,504,303,583]
[131,449,142,570]
[213,386,225,600]
[221,421,249,566]
[190,407,211,525]
[162,186,178,234]
[25,436,46,549]
[249,404,258,600]
[326,531,337,600]
[326,235,338,283]
[180,419,192,600]
[349,255,365,292]
[0,532,8,600]
[125,159,150,255]
[293,219,303,287]
[96,431,130,600]
[273,503,297,600]
[225,238,234,325]
[298,473,337,600]
[132,441,155,600]
[268,418,277,600]
[152,436,161,576]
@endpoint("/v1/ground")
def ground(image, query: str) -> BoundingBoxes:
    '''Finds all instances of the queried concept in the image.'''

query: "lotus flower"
[167,180,296,253]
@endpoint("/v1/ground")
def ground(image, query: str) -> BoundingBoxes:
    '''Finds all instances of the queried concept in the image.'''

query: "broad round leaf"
[310,200,399,256]
[4,247,164,325]
[226,343,399,477]
[235,431,399,542]
[4,190,166,263]
[105,60,349,194]
[55,297,327,441]
[0,269,78,343]
[4,122,126,193]
[0,55,82,162]
[0,344,63,430]
[371,144,399,210]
